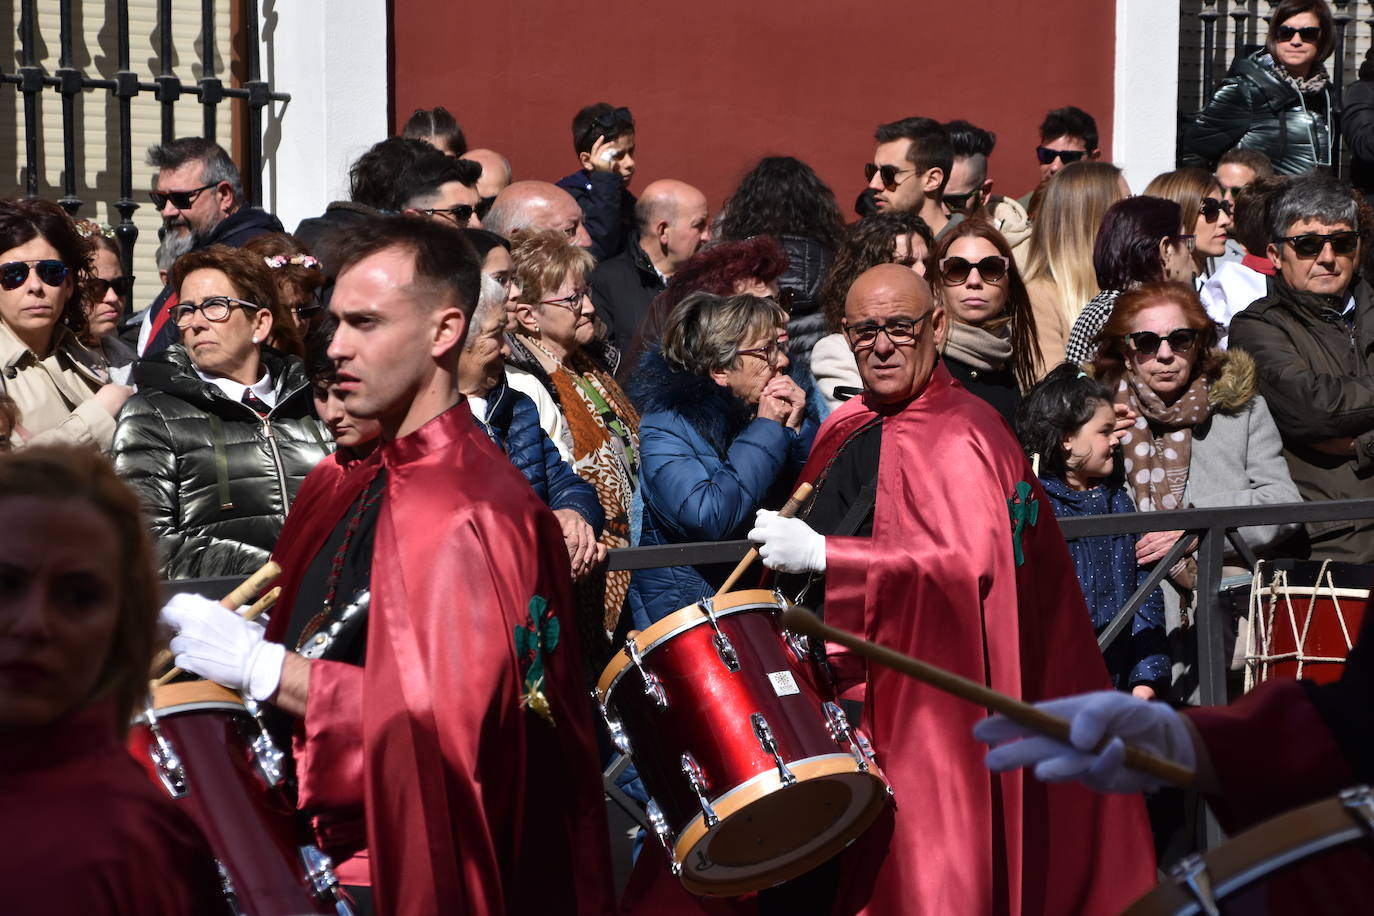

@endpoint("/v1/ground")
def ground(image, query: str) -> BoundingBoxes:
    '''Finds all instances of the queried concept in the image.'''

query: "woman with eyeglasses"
[506,228,640,664]
[111,244,330,580]
[0,199,132,452]
[1182,0,1335,176]
[930,219,1041,425]
[244,232,327,341]
[73,220,138,385]
[626,292,813,627]
[1091,280,1299,701]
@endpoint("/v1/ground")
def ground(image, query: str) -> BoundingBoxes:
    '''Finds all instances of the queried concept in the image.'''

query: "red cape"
[268,402,615,915]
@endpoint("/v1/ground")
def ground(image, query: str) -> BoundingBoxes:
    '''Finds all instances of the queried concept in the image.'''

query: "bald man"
[744,265,1158,913]
[460,148,511,218]
[483,180,592,248]
[588,179,710,355]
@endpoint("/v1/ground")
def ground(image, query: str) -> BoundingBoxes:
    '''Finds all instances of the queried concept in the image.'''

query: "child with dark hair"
[556,102,638,260]
[1016,362,1169,698]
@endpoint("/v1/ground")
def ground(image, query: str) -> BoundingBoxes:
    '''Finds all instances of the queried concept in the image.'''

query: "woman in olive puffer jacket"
[113,246,330,579]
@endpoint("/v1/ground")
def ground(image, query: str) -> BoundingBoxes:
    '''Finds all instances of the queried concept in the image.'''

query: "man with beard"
[135,137,283,355]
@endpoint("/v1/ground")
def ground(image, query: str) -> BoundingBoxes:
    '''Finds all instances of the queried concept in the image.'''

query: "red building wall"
[390,1,1116,216]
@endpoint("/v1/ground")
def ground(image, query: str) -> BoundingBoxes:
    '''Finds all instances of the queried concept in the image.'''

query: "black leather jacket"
[112,345,332,579]
[1181,50,1334,175]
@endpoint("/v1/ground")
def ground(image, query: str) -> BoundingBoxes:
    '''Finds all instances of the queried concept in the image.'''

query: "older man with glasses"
[736,264,1156,914]
[1230,172,1374,562]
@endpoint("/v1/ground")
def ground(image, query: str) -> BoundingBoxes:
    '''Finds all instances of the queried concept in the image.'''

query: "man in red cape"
[162,215,615,915]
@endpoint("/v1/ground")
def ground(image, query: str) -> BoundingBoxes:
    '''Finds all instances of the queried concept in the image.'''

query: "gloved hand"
[748,510,827,574]
[973,690,1196,794]
[161,593,286,701]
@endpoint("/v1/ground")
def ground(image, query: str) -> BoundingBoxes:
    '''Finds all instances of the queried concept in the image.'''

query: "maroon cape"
[266,402,615,915]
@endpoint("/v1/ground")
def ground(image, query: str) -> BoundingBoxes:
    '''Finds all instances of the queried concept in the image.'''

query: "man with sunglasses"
[865,116,959,240]
[945,119,1033,264]
[137,137,283,357]
[556,102,638,260]
[397,150,484,229]
[1023,106,1100,200]
[1230,173,1374,562]
[746,264,1155,913]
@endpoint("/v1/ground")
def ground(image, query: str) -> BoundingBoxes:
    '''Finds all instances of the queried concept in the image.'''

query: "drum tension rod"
[681,753,720,827]
[1341,785,1374,834]
[142,704,189,798]
[627,637,669,708]
[645,800,681,875]
[751,713,797,787]
[1167,854,1220,916]
[823,701,870,772]
[697,597,741,673]
[594,696,632,755]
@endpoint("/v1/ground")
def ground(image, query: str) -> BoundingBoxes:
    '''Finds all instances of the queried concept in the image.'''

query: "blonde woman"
[1022,161,1129,376]
[1143,168,1235,281]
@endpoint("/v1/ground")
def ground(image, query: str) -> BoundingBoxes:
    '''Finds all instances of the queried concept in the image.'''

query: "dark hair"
[146,137,243,203]
[1266,0,1336,64]
[0,197,94,342]
[820,212,934,332]
[572,102,635,155]
[329,215,482,320]
[1015,362,1117,481]
[397,153,483,208]
[1039,106,1099,151]
[1092,196,1184,290]
[874,117,953,194]
[933,218,1042,391]
[1091,280,1223,386]
[348,137,435,211]
[716,156,845,252]
[1266,170,1358,242]
[171,244,302,357]
[460,227,511,263]
[1217,148,1276,179]
[655,237,789,318]
[401,106,467,156]
[945,120,996,158]
[1232,176,1288,256]
[303,311,338,387]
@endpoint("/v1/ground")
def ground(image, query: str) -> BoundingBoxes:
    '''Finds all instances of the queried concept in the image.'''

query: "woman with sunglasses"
[111,244,329,580]
[1092,280,1299,700]
[626,291,813,627]
[0,199,132,452]
[1182,0,1335,176]
[1145,168,1235,281]
[930,219,1041,425]
[73,220,138,384]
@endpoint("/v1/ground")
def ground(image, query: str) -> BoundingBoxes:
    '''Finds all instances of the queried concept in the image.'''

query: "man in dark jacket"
[589,179,709,355]
[555,102,637,260]
[1229,173,1374,562]
[136,138,284,355]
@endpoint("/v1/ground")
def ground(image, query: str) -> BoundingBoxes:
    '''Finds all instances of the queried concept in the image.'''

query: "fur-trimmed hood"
[628,350,753,455]
[1208,348,1258,415]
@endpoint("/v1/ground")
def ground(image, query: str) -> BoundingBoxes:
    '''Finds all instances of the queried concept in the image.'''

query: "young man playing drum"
[160,216,615,915]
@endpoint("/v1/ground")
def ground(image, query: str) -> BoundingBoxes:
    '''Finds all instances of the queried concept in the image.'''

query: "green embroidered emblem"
[514,595,561,725]
[1007,480,1040,568]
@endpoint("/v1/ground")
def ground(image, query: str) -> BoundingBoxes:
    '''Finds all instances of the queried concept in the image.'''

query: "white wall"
[256,0,389,233]
[1113,0,1180,193]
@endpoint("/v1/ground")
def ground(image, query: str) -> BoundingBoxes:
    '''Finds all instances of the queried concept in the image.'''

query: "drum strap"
[835,473,880,538]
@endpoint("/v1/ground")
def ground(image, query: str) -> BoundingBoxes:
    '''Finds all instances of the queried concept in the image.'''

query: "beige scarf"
[942,321,1012,372]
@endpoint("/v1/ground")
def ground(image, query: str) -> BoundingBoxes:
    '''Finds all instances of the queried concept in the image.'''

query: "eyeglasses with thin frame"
[87,275,135,299]
[939,255,1009,285]
[1126,327,1200,356]
[418,203,475,225]
[1281,231,1360,259]
[149,184,216,211]
[736,337,790,368]
[1035,147,1087,166]
[1276,24,1321,43]
[865,162,917,191]
[171,295,262,328]
[1199,197,1233,224]
[289,290,325,320]
[0,259,70,291]
[540,287,590,312]
[843,312,934,352]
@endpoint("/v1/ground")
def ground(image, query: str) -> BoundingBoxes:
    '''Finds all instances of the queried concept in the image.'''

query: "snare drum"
[1125,786,1374,915]
[1244,560,1370,688]
[128,681,351,916]
[595,589,891,897]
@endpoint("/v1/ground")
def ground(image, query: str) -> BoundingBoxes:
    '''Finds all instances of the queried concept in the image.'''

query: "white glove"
[973,690,1196,794]
[748,510,827,574]
[162,593,286,701]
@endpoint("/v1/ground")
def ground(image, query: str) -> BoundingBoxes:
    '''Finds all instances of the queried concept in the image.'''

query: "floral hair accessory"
[73,218,117,240]
[264,254,321,271]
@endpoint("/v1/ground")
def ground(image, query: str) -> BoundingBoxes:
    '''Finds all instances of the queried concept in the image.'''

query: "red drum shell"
[1250,563,1370,685]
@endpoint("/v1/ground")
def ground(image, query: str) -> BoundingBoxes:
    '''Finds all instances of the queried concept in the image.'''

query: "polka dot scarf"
[1115,371,1211,513]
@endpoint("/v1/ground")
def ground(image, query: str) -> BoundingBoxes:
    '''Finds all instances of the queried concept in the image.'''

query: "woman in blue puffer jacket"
[626,291,816,628]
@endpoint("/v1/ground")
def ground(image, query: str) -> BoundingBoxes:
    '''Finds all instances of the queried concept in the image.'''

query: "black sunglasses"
[0,259,70,291]
[944,188,983,213]
[1199,197,1233,224]
[1126,328,1200,356]
[418,203,475,225]
[87,276,135,299]
[148,183,216,211]
[592,106,634,138]
[939,255,1008,285]
[1276,25,1321,43]
[864,162,917,191]
[1035,146,1088,166]
[1281,231,1360,259]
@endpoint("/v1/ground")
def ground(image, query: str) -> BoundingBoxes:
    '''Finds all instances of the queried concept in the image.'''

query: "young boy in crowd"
[556,102,638,260]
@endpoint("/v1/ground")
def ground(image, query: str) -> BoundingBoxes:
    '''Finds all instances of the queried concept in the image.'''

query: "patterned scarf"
[1259,51,1331,94]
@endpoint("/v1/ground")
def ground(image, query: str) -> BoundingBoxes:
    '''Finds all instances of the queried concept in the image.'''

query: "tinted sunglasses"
[939,255,1008,285]
[87,276,135,299]
[1035,146,1087,166]
[865,162,916,190]
[1199,197,1233,223]
[943,188,983,213]
[1126,328,1200,356]
[148,183,216,211]
[0,259,70,290]
[1276,25,1321,43]
[419,203,475,225]
[1281,231,1360,259]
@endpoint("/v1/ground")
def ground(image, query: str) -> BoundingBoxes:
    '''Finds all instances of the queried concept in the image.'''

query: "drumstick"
[715,482,815,596]
[151,587,281,688]
[780,605,1197,789]
[149,560,282,676]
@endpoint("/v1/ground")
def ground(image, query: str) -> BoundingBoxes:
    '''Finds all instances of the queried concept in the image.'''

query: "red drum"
[1125,786,1374,915]
[595,589,891,896]
[128,680,351,916]
[1244,561,1370,687]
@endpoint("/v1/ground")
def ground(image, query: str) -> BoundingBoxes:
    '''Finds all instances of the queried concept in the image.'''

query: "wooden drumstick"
[152,587,282,688]
[780,605,1197,789]
[715,482,815,596]
[149,560,282,673]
